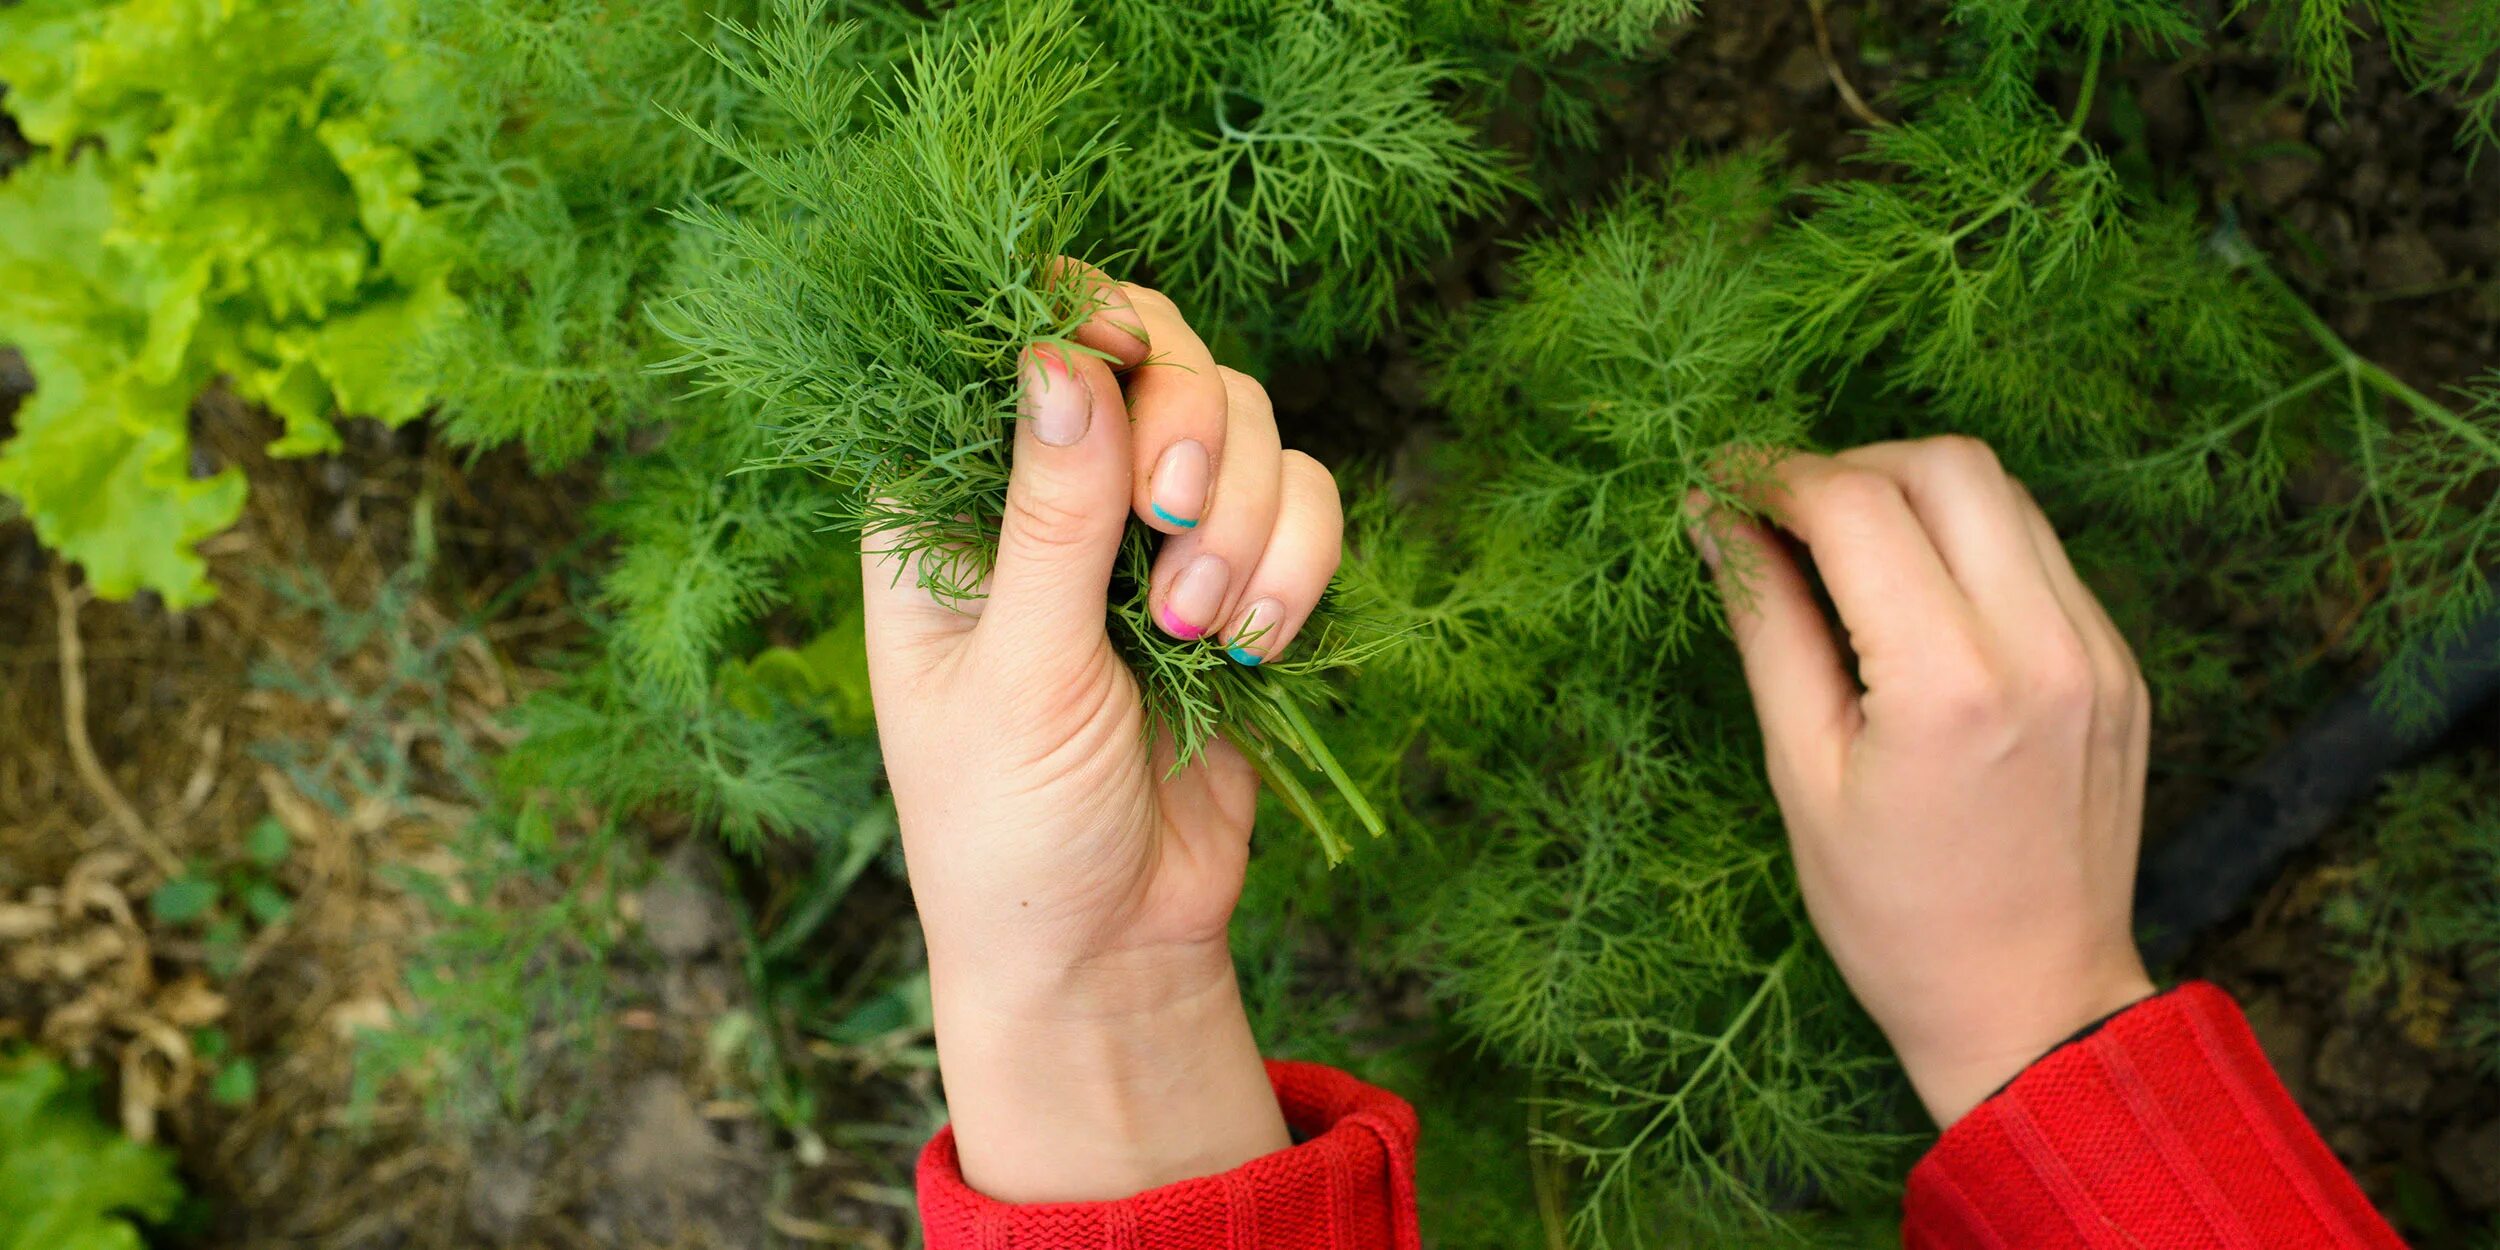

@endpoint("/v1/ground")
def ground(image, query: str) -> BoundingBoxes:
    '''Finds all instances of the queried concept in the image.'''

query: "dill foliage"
[2241,0,2500,147]
[2324,750,2500,1074]
[656,0,1401,853]
[822,0,1530,357]
[1262,0,2500,1241]
[1070,0,1522,353]
[312,0,764,468]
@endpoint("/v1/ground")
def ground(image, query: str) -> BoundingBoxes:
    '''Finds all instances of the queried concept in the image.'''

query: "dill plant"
[5,0,2496,1239]
[1069,0,1522,353]
[1277,0,2500,1241]
[654,0,1395,852]
[2323,750,2500,1071]
[827,0,1528,357]
[2239,0,2500,146]
[312,0,765,468]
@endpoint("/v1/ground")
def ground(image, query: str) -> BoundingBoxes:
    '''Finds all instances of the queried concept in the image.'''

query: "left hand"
[864,264,1344,1201]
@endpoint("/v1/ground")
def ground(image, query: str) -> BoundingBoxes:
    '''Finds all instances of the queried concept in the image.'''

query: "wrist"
[929,939,1291,1203]
[1894,958,2156,1128]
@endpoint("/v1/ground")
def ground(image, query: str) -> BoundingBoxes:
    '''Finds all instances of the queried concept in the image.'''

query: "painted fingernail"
[1223,597,1285,665]
[1020,349,1090,447]
[1149,440,1209,529]
[1157,554,1230,640]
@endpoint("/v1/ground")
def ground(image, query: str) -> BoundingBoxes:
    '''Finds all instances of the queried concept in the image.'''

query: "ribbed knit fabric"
[918,1060,1421,1250]
[1905,981,2409,1249]
[919,984,2404,1248]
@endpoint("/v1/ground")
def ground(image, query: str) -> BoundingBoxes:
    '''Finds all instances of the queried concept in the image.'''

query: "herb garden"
[0,0,2496,1245]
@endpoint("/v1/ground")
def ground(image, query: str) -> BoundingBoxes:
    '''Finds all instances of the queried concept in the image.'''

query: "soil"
[2189,716,2500,1242]
[0,395,918,1247]
[2,3,2496,1246]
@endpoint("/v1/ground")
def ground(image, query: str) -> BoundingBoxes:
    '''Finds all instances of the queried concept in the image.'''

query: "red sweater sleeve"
[1905,981,2408,1249]
[917,1060,1422,1249]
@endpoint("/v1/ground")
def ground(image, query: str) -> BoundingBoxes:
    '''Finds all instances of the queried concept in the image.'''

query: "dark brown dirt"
[2190,730,2500,1243]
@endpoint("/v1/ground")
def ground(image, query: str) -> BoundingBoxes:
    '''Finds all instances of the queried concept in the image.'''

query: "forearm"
[930,940,1291,1204]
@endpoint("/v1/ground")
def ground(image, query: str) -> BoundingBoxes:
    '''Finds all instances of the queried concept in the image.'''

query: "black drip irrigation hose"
[2136,580,2500,967]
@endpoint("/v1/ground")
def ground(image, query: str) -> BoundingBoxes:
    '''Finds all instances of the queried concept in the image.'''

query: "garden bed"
[2,2,2495,1246]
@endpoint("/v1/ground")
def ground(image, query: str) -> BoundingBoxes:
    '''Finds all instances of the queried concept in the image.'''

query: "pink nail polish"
[1158,604,1204,640]
[1157,554,1230,639]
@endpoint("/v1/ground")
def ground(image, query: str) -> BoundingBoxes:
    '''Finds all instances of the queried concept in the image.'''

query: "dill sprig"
[656,0,1393,856]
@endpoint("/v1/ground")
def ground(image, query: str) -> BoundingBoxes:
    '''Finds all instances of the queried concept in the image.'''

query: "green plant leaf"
[205,917,247,978]
[245,818,291,869]
[210,1061,258,1108]
[148,877,219,927]
[0,1053,184,1250]
[243,882,293,928]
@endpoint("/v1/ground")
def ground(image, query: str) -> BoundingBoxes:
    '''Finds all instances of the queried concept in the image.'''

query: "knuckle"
[1807,467,1902,523]
[1002,490,1097,551]
[1124,283,1178,315]
[1920,647,2013,729]
[1929,678,2011,732]
[1922,433,2002,475]
[1218,365,1270,409]
[2029,640,2098,713]
[1283,449,1344,503]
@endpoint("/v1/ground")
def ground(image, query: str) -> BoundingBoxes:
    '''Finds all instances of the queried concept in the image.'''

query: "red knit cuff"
[917,1060,1422,1250]
[1905,981,2407,1249]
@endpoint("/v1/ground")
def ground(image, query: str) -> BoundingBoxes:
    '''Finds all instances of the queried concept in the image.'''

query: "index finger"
[1049,256,1150,369]
[1738,453,1982,701]
[1046,259,1227,537]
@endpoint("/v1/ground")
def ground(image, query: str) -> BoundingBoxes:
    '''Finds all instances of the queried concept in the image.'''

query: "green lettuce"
[0,0,463,604]
[0,1054,184,1250]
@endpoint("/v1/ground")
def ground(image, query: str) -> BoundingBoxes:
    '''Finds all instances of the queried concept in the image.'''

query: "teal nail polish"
[1151,503,1199,529]
[1226,646,1263,667]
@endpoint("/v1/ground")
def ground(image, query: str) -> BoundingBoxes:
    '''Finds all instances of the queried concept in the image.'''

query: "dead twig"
[51,566,183,876]
[1807,0,1889,129]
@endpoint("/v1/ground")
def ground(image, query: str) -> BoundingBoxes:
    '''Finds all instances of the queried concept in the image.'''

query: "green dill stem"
[2056,36,2105,149]
[1601,943,1800,1169]
[1526,1084,1573,1250]
[2110,361,2339,475]
[1226,722,1348,862]
[2248,256,2500,463]
[1934,35,2104,253]
[1268,690,1387,842]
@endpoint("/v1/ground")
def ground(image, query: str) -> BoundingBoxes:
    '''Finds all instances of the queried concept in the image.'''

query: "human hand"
[864,266,1344,1201]
[1696,436,2156,1127]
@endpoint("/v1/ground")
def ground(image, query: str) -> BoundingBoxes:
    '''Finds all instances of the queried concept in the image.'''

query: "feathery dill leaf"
[2237,0,2500,147]
[657,0,1390,855]
[1081,1,1523,352]
[313,0,764,469]
[1320,1,2500,1234]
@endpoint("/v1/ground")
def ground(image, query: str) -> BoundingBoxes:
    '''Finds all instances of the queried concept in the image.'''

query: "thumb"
[982,343,1133,650]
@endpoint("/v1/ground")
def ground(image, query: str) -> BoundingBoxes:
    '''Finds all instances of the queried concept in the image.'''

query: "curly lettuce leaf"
[0,1054,185,1250]
[0,154,244,604]
[0,0,466,602]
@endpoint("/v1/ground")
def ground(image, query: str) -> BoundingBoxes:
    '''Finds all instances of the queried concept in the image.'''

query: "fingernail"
[1156,554,1229,640]
[1223,597,1284,664]
[1020,349,1090,447]
[1149,440,1209,530]
[1683,491,1722,569]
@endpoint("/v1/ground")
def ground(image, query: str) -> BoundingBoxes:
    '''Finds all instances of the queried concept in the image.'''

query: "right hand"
[1696,436,2157,1127]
